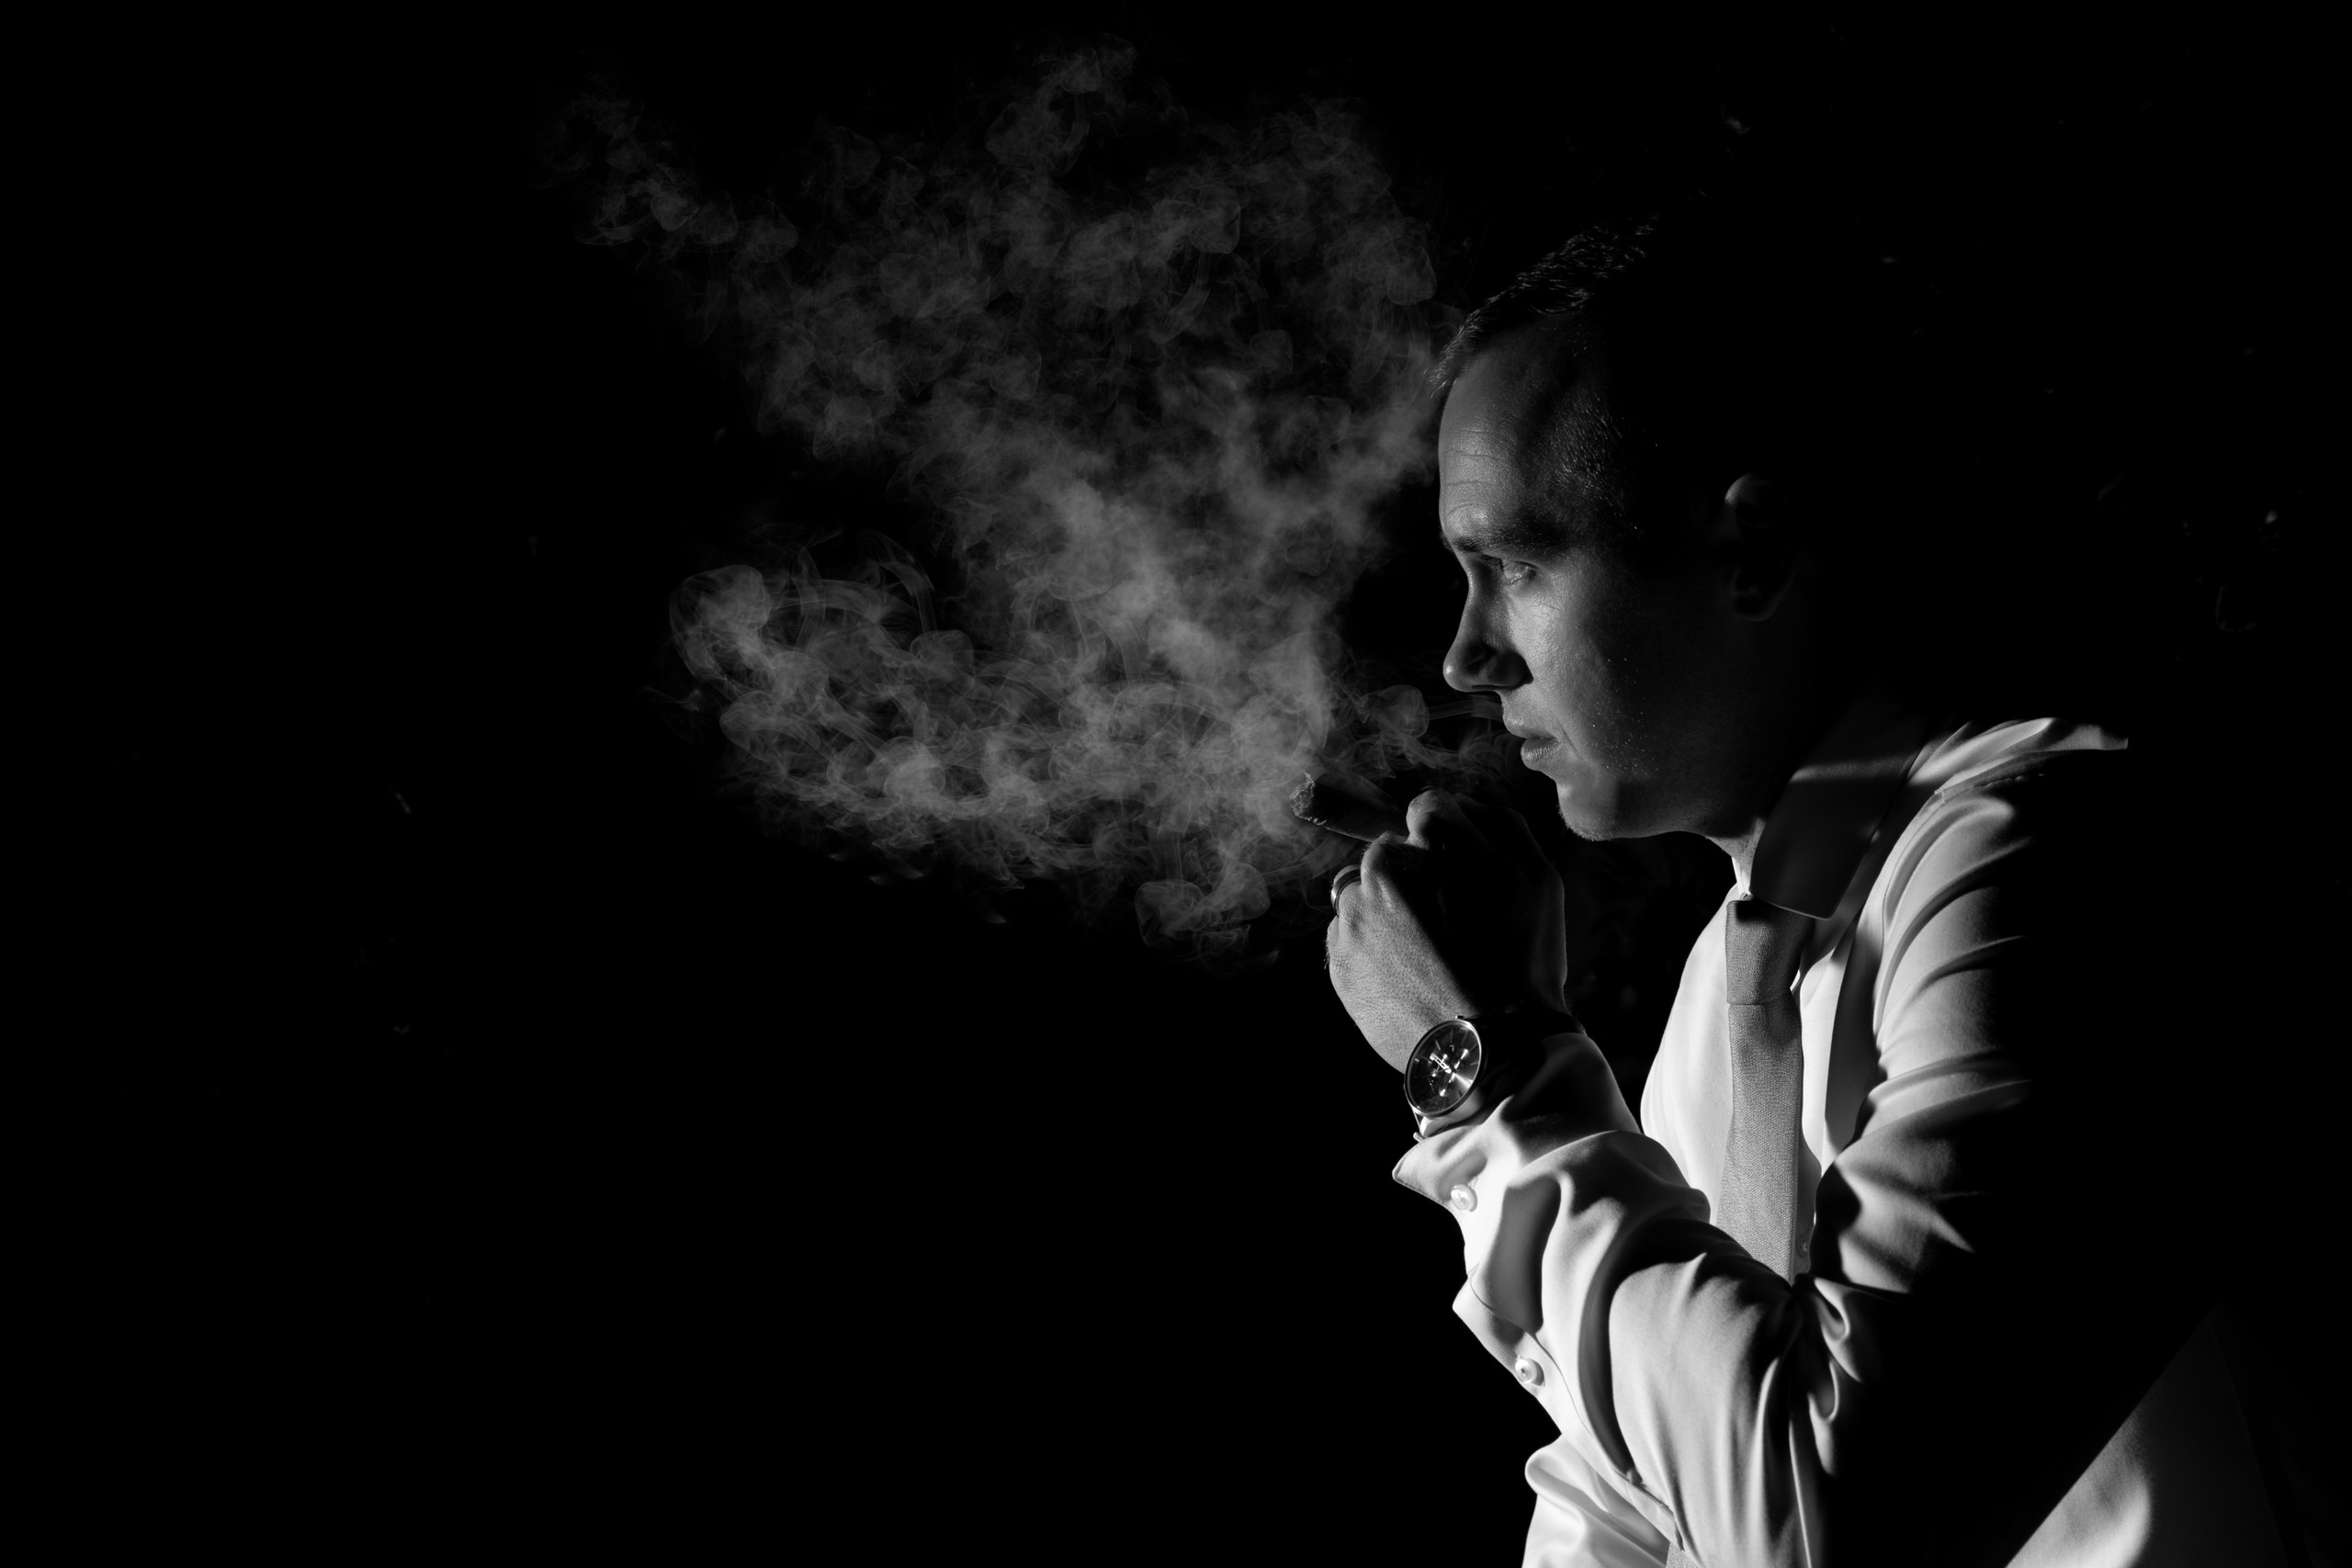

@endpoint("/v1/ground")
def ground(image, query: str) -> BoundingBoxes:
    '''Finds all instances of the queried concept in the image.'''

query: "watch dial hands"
[1408,1021,1482,1114]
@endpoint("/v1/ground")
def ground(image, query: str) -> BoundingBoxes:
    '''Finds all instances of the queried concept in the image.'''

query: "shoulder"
[1862,721,2164,1129]
[1877,721,2132,925]
[1865,728,2147,1055]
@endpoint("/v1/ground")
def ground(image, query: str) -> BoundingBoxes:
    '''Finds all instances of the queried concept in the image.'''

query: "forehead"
[1438,326,1611,545]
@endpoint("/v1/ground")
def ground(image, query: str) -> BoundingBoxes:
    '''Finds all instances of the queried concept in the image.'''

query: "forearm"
[1415,1055,2180,1567]
[1405,1081,1828,1564]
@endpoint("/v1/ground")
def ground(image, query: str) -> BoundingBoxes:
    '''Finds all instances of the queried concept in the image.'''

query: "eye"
[1498,559,1537,588]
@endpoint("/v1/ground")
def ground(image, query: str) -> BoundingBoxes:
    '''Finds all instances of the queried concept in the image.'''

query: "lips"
[1505,722,1560,769]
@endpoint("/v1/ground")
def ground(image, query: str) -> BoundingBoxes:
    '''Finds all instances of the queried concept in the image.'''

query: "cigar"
[1290,771,1409,842]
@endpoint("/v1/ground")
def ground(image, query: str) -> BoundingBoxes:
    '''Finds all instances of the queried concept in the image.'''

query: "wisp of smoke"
[552,45,1506,968]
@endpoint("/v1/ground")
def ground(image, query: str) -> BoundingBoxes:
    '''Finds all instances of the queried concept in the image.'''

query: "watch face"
[1406,1019,1482,1116]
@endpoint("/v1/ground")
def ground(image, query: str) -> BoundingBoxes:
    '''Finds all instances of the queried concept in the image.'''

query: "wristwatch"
[1403,1010,1581,1122]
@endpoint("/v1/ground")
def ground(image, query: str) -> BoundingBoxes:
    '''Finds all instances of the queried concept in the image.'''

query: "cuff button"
[1513,1357,1544,1389]
[1448,1184,1477,1213]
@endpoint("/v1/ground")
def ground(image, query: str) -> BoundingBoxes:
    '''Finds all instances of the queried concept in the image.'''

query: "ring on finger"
[1331,863,1364,900]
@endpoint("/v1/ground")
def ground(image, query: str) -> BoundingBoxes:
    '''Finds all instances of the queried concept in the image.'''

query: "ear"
[1716,472,1801,621]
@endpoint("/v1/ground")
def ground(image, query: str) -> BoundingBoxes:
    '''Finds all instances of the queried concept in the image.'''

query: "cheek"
[1526,574,1709,787]
[1519,592,1641,747]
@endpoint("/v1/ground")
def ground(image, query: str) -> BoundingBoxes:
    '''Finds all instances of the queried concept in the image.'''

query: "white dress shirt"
[1394,692,2288,1565]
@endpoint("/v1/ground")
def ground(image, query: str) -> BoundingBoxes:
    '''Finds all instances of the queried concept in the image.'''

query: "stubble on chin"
[1553,779,1617,842]
[1554,770,1664,842]
[1559,811,1630,844]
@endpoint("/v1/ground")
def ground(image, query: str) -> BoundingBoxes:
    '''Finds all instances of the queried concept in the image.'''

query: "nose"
[1442,590,1528,694]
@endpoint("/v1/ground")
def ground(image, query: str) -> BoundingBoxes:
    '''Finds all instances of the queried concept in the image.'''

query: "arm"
[1346,760,2187,1564]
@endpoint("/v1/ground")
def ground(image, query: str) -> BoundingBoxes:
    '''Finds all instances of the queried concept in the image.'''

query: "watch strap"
[1467,1008,1581,1060]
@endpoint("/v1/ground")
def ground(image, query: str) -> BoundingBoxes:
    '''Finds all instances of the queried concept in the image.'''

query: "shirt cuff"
[1393,1031,1709,1528]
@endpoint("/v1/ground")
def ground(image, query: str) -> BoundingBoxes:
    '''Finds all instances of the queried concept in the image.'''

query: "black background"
[269,13,2337,1561]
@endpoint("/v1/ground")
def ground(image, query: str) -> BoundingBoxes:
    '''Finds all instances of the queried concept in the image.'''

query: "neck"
[1703,653,1862,893]
[1712,818,1769,895]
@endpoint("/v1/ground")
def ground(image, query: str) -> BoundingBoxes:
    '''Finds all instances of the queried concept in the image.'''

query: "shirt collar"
[1747,683,1938,919]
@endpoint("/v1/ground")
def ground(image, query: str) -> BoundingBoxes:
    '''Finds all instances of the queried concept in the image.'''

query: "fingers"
[1455,795,1548,865]
[1334,829,1416,906]
[1420,788,1555,879]
[1357,829,1420,890]
[1406,787,1491,854]
[1295,776,1540,861]
[1330,789,1549,919]
[1344,790,1530,895]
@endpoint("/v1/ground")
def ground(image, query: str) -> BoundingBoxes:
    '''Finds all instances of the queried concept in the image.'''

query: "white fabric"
[1393,699,2286,1565]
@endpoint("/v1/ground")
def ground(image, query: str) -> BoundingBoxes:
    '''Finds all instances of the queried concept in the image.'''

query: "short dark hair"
[1431,202,1901,568]
[1430,216,1657,397]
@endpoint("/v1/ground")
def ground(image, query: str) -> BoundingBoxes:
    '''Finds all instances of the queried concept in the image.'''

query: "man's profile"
[1321,209,2289,1564]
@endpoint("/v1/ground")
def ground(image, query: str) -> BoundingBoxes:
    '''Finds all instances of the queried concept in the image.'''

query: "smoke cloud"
[552,45,1505,967]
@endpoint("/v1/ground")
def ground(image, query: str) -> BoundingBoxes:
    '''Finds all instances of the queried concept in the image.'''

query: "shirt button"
[1513,1357,1544,1389]
[1448,1184,1476,1213]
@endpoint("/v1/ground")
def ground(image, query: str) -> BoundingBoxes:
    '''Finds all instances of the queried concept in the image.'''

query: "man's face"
[1438,330,1747,842]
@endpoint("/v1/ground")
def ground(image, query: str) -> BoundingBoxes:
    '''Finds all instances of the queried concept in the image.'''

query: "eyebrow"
[1445,511,1569,561]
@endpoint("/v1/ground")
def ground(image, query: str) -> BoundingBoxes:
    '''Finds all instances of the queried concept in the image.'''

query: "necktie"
[1716,897,1815,1281]
[1664,905,1813,1566]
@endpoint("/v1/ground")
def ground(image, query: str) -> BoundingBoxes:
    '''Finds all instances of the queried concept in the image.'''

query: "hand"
[1325,788,1570,1070]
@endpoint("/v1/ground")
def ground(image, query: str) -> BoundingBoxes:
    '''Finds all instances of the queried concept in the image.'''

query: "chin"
[1553,780,1620,842]
[1553,775,1651,842]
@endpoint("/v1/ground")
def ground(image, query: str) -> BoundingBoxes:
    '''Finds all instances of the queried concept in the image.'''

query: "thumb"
[1405,787,1486,853]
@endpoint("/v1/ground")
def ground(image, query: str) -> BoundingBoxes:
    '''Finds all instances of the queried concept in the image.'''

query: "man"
[1324,215,2289,1564]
